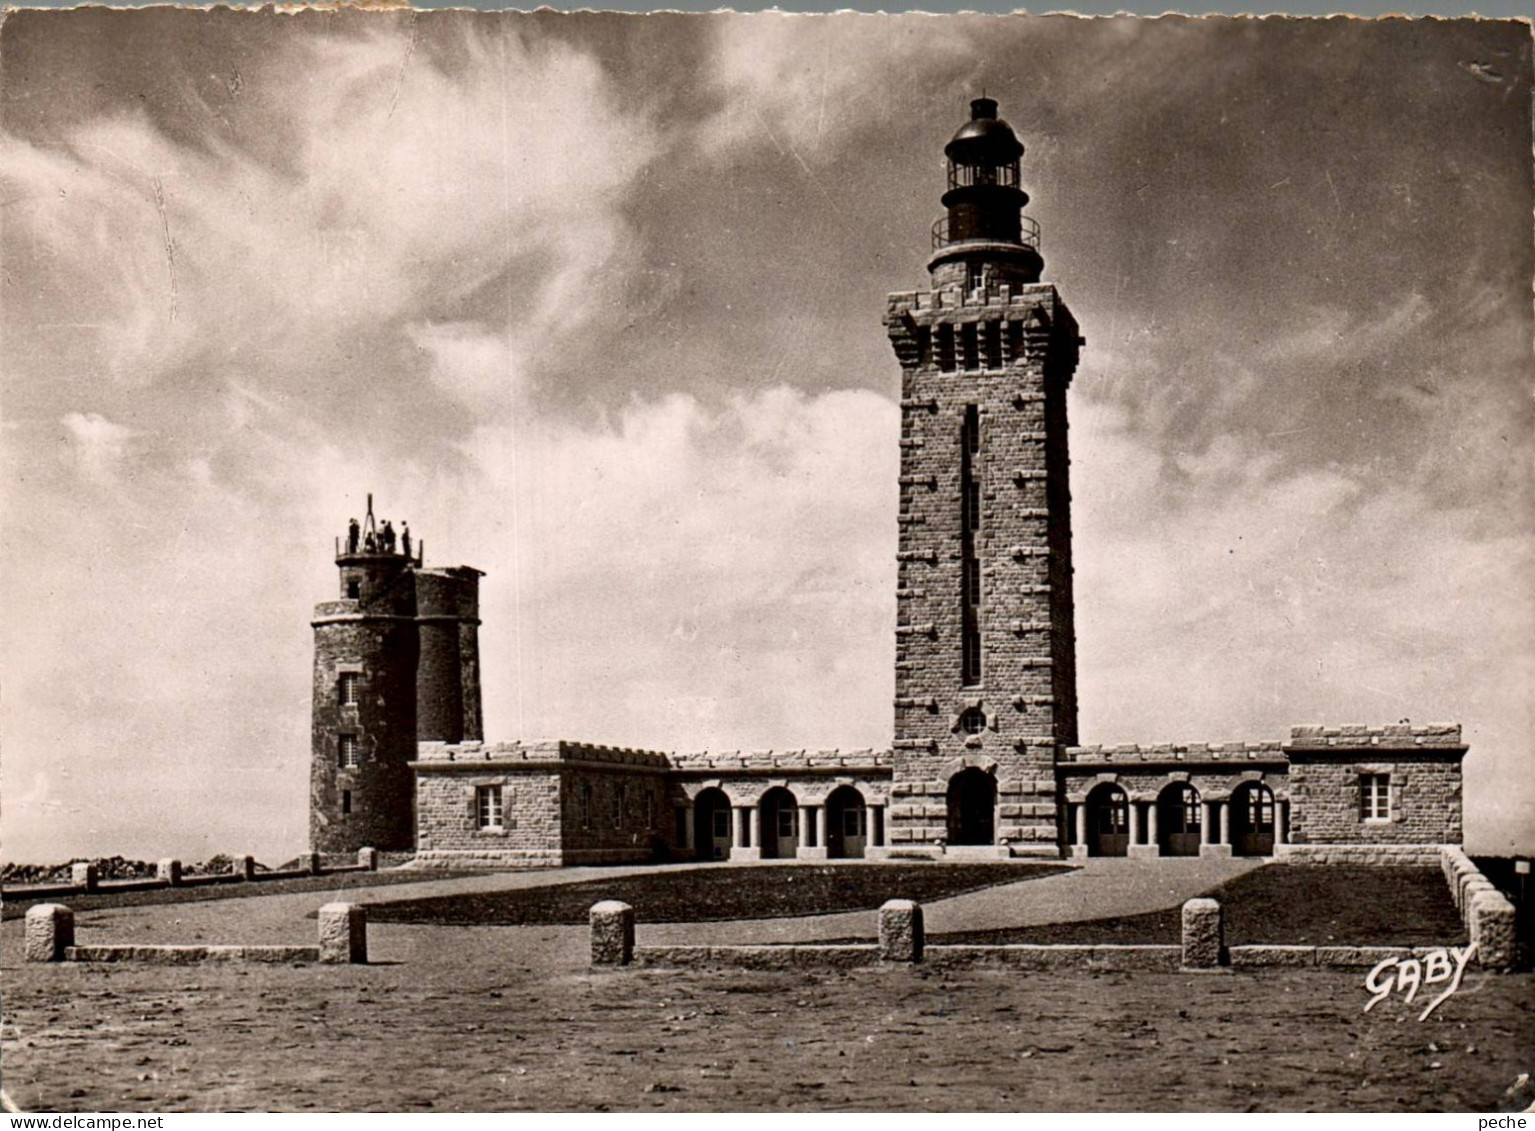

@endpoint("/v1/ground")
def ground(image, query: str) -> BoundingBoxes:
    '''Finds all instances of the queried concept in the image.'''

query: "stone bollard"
[358,847,379,872]
[71,862,98,892]
[157,858,183,886]
[589,901,635,966]
[878,899,924,963]
[1471,890,1517,969]
[318,902,367,964]
[304,851,323,876]
[24,904,74,963]
[235,854,256,881]
[1182,897,1225,969]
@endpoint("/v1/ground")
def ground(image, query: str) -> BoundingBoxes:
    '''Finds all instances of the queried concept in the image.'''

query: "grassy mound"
[929,865,1464,946]
[367,862,1071,926]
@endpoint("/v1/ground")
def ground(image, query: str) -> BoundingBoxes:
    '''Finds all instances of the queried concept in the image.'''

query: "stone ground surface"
[5,858,1530,1112]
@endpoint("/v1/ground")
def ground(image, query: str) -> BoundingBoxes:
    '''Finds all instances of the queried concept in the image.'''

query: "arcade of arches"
[682,784,885,862]
[1066,780,1288,858]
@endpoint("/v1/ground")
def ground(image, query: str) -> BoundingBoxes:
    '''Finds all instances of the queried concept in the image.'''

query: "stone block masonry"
[590,901,635,966]
[24,904,74,962]
[1182,898,1223,969]
[885,282,1082,851]
[878,899,924,963]
[318,902,368,965]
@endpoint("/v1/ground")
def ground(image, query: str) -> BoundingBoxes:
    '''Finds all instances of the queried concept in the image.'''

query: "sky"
[2,12,1530,862]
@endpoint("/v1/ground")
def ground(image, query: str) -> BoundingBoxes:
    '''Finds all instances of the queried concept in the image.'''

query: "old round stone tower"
[310,499,484,854]
[884,97,1083,856]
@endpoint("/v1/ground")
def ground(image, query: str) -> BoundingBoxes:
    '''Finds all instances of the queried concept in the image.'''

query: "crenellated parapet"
[1061,741,1287,765]
[1285,724,1465,750]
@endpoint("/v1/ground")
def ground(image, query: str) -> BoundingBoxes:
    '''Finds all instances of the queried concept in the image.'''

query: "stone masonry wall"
[311,585,420,854]
[413,740,672,867]
[1285,726,1464,846]
[885,281,1080,852]
[414,767,564,866]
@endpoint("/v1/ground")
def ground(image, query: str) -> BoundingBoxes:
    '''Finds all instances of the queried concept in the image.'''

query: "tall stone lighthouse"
[884,98,1082,857]
[310,499,484,855]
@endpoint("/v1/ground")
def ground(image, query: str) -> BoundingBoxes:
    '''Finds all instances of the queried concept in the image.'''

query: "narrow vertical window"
[612,783,626,829]
[983,320,1002,369]
[1360,774,1390,821]
[476,784,504,830]
[580,783,594,830]
[961,405,982,686]
[338,734,360,768]
[644,792,655,830]
[338,672,360,707]
[341,789,352,815]
[936,324,956,372]
[960,322,979,371]
[916,325,932,368]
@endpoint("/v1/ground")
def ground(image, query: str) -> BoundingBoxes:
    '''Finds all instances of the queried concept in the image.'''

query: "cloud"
[695,14,974,162]
[60,412,136,484]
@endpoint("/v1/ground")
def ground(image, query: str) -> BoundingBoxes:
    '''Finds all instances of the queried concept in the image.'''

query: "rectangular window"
[1360,774,1391,821]
[843,808,864,837]
[338,734,360,768]
[983,320,1002,369]
[338,672,360,707]
[962,616,982,686]
[965,481,981,532]
[777,808,796,838]
[580,783,593,830]
[916,325,932,368]
[612,784,626,829]
[341,789,352,815]
[476,784,504,830]
[644,792,655,829]
[960,322,979,371]
[964,556,981,606]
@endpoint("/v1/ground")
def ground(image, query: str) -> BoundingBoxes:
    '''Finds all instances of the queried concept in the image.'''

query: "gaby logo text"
[1363,944,1477,1020]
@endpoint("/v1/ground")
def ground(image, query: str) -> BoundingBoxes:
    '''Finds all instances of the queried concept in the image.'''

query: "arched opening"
[946,768,996,846]
[1230,782,1276,858]
[1086,783,1130,857]
[825,786,867,859]
[693,788,732,862]
[759,787,800,859]
[1156,783,1202,857]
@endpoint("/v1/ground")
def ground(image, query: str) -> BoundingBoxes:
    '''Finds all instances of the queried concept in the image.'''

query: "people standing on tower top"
[347,518,360,555]
[401,522,411,561]
[381,520,396,554]
[364,527,376,553]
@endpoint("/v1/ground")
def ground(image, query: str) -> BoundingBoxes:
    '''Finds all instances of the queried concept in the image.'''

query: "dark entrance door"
[946,769,996,845]
[1087,784,1130,857]
[693,789,732,861]
[1157,784,1202,857]
[826,786,866,859]
[1231,782,1276,858]
[760,788,799,859]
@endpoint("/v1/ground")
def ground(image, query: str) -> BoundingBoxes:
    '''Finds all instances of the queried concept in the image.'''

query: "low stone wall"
[588,896,1487,972]
[25,902,368,966]
[5,848,380,903]
[1274,843,1445,866]
[65,945,322,964]
[1440,845,1518,969]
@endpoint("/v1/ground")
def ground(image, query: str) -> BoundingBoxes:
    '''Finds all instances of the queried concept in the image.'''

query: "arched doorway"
[946,768,996,845]
[759,787,800,859]
[826,786,867,859]
[1086,783,1130,857]
[1156,783,1202,857]
[1230,782,1276,858]
[693,788,732,862]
